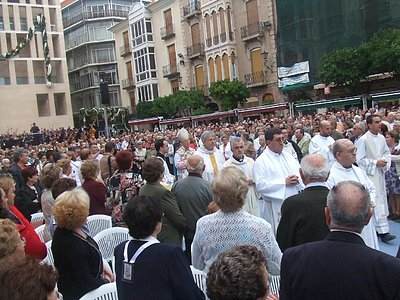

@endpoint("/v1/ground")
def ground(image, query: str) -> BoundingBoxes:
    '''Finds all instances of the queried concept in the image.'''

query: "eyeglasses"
[341,147,357,154]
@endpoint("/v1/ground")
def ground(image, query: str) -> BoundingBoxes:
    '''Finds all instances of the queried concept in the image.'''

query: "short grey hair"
[300,154,330,180]
[331,139,349,158]
[13,149,28,163]
[201,131,216,143]
[186,155,205,173]
[229,136,242,149]
[327,181,371,232]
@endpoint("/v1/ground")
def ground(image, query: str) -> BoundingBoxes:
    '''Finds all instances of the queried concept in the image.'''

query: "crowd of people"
[0,105,400,299]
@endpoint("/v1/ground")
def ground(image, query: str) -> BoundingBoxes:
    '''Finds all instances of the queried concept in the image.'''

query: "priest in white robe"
[254,128,304,234]
[356,115,394,242]
[223,137,259,216]
[327,139,380,249]
[309,120,335,166]
[194,131,225,183]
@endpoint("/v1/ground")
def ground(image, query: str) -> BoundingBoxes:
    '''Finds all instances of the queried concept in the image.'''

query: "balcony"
[120,45,131,57]
[162,64,180,78]
[62,8,129,28]
[183,1,201,20]
[65,28,114,51]
[161,24,175,40]
[122,78,135,90]
[187,43,204,58]
[244,71,268,87]
[241,22,264,41]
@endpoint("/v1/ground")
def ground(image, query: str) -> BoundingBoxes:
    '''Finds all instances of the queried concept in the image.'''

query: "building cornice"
[147,0,175,12]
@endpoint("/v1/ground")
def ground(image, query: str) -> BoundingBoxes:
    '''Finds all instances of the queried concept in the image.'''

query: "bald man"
[281,181,400,299]
[309,120,335,166]
[172,155,213,262]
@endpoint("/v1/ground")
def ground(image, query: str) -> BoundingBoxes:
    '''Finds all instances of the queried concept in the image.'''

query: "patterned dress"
[385,147,400,195]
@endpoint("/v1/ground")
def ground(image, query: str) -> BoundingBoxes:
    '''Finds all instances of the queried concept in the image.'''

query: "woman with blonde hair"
[192,166,282,275]
[52,189,113,300]
[81,160,108,215]
[0,218,25,260]
[0,177,46,259]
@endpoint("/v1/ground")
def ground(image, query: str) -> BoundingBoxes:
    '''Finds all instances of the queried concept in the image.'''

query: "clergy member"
[254,128,304,234]
[194,131,225,183]
[356,115,395,243]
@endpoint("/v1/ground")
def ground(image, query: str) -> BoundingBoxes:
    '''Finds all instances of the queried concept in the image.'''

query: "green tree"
[136,101,154,119]
[152,94,177,119]
[173,89,205,116]
[209,80,250,110]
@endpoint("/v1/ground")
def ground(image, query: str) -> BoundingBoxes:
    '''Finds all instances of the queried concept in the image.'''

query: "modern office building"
[61,0,139,123]
[0,0,73,133]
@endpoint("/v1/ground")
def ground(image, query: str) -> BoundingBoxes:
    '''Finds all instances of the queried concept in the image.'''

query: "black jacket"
[15,183,43,221]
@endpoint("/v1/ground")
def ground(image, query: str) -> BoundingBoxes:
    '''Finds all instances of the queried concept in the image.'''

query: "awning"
[279,82,317,92]
[128,117,159,126]
[191,111,235,122]
[237,103,288,117]
[159,117,191,126]
[371,91,400,102]
[295,97,361,111]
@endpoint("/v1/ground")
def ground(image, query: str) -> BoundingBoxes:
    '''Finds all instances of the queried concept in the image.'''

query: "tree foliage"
[135,89,205,119]
[319,28,400,93]
[209,80,250,110]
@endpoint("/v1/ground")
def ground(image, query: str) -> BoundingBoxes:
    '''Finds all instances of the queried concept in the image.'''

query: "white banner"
[278,73,310,87]
[278,61,310,78]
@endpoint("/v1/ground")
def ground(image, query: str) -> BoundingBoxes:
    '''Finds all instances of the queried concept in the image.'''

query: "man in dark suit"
[280,181,400,300]
[276,154,330,252]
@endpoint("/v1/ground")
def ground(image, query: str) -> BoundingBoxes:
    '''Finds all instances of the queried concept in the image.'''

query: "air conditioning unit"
[261,21,272,30]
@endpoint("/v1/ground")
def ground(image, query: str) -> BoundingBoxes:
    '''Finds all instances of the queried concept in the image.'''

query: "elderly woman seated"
[52,189,113,300]
[0,218,25,260]
[207,245,278,300]
[114,195,204,300]
[81,160,109,216]
[192,166,282,275]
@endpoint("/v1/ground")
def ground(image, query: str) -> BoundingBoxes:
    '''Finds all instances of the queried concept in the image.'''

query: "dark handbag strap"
[107,155,112,177]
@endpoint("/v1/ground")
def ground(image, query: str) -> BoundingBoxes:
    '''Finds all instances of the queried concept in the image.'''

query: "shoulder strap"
[107,155,112,176]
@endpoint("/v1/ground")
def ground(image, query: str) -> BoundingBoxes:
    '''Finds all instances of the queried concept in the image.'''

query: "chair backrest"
[30,212,44,224]
[269,274,280,296]
[42,240,54,267]
[190,266,207,295]
[34,224,46,243]
[93,227,130,262]
[79,282,118,300]
[87,215,112,237]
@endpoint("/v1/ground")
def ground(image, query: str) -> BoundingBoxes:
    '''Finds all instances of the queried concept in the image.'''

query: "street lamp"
[261,51,274,73]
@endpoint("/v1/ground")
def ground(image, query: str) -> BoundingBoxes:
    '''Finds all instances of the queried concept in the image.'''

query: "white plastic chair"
[79,282,118,300]
[42,240,54,267]
[31,212,44,224]
[34,224,46,242]
[269,274,280,296]
[190,266,207,295]
[93,227,130,262]
[87,215,112,237]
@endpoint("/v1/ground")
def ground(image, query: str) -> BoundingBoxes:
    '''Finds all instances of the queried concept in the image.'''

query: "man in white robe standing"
[254,128,304,234]
[194,130,225,183]
[327,139,380,249]
[356,115,395,242]
[309,120,335,166]
[223,137,259,216]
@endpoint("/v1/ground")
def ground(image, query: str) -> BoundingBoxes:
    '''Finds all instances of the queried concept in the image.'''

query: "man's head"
[366,115,381,135]
[265,128,284,154]
[352,122,365,138]
[319,120,332,137]
[258,134,266,148]
[104,142,115,154]
[294,128,304,141]
[332,139,357,168]
[13,149,29,165]
[186,155,205,175]
[155,138,169,155]
[300,154,330,184]
[201,131,217,151]
[207,245,269,300]
[230,137,245,160]
[89,144,99,154]
[326,181,373,233]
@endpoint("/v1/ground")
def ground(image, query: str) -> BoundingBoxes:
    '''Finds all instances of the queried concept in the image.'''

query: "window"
[36,94,51,117]
[0,17,4,31]
[9,17,15,30]
[54,93,67,115]
[20,18,27,31]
